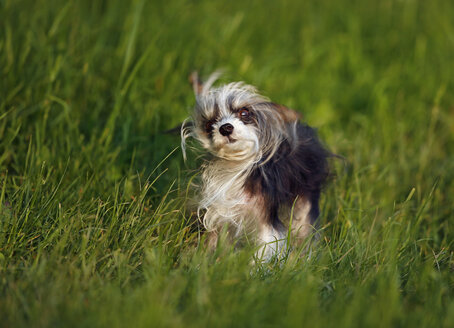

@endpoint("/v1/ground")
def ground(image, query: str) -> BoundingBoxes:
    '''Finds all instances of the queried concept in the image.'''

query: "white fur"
[255,224,287,263]
[199,158,255,232]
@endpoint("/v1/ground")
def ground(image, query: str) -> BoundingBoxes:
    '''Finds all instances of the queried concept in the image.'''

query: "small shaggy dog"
[182,72,330,262]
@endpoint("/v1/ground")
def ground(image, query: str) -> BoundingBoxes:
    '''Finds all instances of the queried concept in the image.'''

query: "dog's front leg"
[255,222,287,263]
[204,230,219,251]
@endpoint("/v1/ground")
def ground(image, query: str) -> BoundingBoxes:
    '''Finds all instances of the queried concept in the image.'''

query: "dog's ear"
[271,103,302,123]
[189,71,222,96]
[189,71,203,95]
[162,121,193,135]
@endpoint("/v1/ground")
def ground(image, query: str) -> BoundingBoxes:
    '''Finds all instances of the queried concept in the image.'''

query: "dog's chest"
[203,184,263,230]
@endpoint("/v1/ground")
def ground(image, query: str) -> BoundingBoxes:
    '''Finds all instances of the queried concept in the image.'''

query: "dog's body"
[182,73,330,261]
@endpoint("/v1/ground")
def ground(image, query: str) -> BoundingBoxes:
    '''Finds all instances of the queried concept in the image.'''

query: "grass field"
[1,0,454,326]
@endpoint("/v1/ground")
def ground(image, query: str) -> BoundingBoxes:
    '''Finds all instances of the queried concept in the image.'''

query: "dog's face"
[193,82,264,161]
[187,74,300,162]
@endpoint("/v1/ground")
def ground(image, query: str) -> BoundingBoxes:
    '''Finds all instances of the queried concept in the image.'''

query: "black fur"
[245,123,330,228]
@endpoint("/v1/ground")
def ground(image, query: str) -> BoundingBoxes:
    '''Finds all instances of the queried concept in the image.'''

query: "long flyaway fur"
[182,72,330,262]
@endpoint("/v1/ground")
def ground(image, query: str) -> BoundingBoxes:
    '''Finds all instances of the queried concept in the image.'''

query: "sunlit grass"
[1,0,453,326]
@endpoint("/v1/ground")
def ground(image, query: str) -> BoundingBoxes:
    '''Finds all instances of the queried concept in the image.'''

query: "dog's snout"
[219,123,234,136]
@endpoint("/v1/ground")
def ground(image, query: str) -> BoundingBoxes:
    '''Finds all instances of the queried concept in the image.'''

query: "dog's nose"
[219,123,234,136]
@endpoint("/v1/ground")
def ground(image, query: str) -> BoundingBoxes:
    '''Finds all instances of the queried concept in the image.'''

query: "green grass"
[1,0,454,326]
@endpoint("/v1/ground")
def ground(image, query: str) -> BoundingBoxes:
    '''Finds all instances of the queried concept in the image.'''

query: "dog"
[182,72,330,262]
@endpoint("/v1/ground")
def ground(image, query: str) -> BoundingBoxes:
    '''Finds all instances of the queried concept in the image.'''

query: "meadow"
[1,0,453,326]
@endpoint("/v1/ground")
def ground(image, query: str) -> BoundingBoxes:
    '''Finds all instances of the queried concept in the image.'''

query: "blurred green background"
[1,0,453,327]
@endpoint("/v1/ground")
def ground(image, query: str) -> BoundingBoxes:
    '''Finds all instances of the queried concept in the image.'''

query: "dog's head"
[182,72,301,163]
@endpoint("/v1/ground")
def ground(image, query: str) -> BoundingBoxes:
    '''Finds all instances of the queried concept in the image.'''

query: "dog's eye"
[239,108,250,118]
[205,121,214,133]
